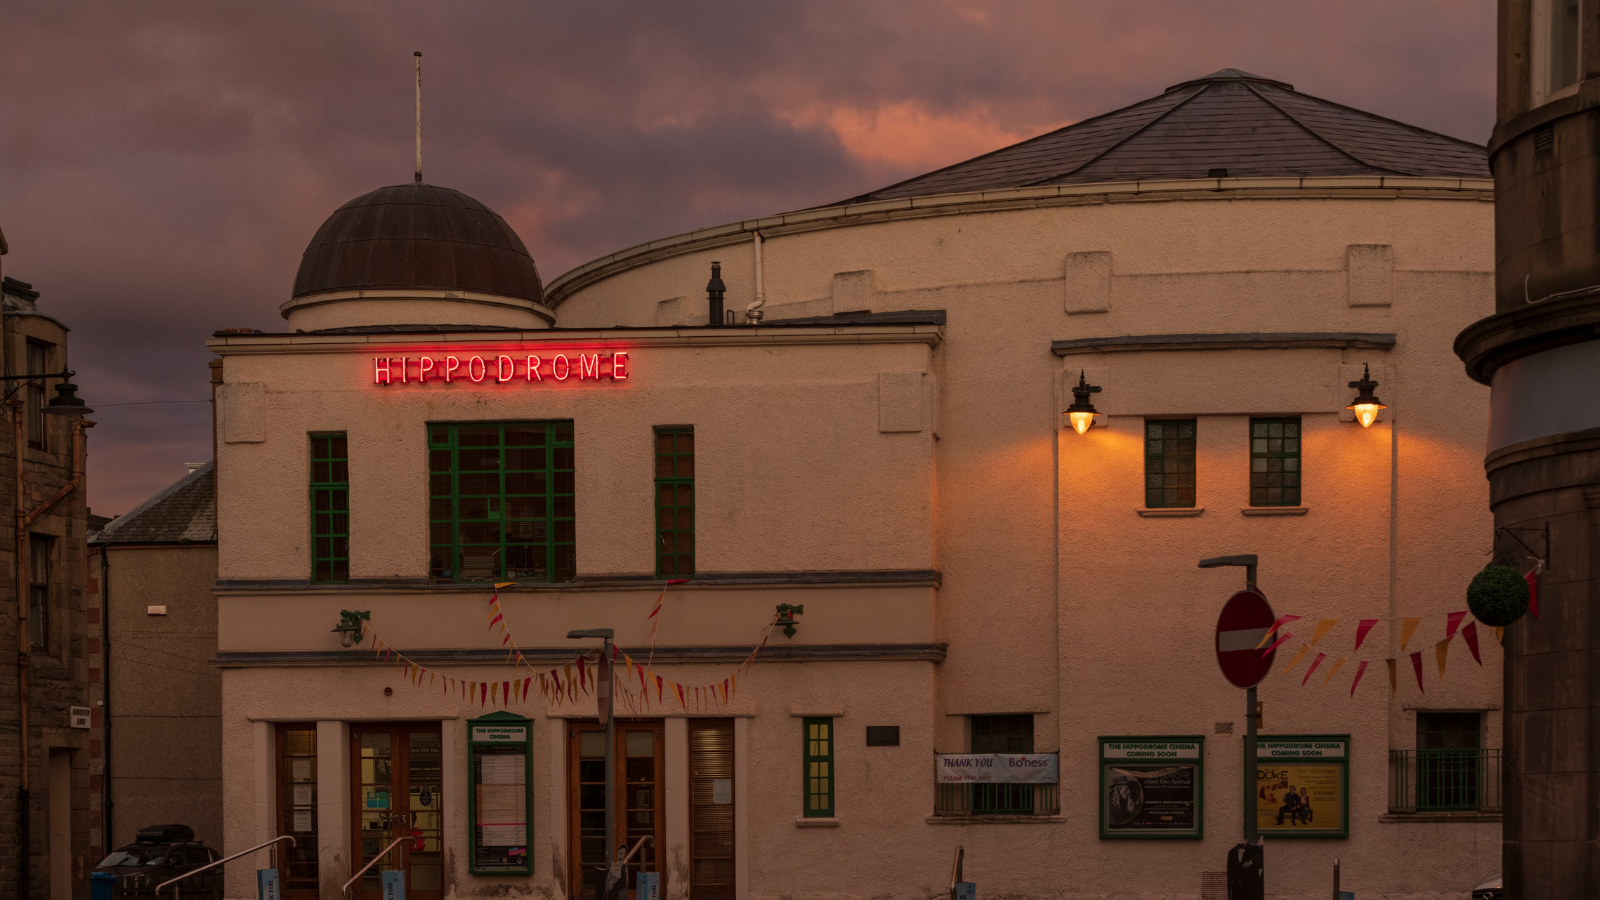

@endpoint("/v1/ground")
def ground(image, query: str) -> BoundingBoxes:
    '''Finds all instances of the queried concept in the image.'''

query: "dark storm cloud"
[0,0,1494,513]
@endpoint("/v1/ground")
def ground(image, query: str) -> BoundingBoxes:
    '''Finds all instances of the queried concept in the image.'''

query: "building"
[0,244,99,900]
[89,461,222,850]
[1453,2,1600,896]
[215,70,1503,899]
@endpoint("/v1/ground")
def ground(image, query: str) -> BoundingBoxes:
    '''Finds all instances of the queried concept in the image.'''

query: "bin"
[91,872,118,900]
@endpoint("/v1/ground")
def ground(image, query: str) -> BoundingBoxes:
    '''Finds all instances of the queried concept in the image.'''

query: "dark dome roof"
[292,183,543,304]
[841,69,1489,203]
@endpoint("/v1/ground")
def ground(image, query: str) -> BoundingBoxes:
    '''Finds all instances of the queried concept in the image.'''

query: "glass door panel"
[568,721,665,900]
[351,724,442,900]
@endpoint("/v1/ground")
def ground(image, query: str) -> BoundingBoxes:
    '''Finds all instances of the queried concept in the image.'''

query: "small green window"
[803,717,834,817]
[1144,420,1196,508]
[310,433,349,583]
[1249,418,1301,507]
[428,422,575,584]
[654,427,694,578]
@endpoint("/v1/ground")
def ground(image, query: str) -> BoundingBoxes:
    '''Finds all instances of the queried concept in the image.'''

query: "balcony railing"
[1389,749,1502,813]
[933,752,1060,816]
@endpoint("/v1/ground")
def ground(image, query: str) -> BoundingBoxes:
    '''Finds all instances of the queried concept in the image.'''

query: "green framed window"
[429,422,575,584]
[1249,417,1301,507]
[971,714,1035,814]
[1416,712,1483,811]
[654,427,694,578]
[310,433,349,583]
[1144,420,1196,508]
[803,717,834,817]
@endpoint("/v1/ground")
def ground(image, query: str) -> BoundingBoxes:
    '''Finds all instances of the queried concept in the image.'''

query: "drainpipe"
[13,398,30,900]
[100,543,111,851]
[744,230,765,324]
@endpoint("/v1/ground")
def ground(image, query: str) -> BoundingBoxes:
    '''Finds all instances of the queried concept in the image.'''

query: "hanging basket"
[1467,564,1529,627]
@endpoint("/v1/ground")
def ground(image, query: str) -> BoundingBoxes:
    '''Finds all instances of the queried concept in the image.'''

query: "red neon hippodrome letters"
[372,352,629,385]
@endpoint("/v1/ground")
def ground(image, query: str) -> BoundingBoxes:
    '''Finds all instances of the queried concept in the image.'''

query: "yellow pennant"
[1493,626,1505,645]
[494,581,515,589]
[1284,644,1311,673]
[1435,639,1450,680]
[1385,658,1398,697]
[1399,617,1423,652]
[1309,618,1339,646]
[1320,657,1347,688]
[491,682,499,704]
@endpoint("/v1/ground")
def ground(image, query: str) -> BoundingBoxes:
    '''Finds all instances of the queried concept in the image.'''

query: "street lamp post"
[567,627,616,898]
[1199,553,1260,843]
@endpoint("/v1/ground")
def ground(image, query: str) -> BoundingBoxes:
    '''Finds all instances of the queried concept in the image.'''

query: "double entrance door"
[568,720,665,899]
[350,723,443,900]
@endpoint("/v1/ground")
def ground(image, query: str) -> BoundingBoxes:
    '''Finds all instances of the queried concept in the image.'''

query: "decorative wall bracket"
[333,609,371,646]
[1493,523,1549,570]
[775,603,805,638]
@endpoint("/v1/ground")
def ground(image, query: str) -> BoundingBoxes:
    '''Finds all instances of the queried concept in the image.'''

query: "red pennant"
[1409,652,1425,693]
[1262,631,1294,658]
[488,613,503,629]
[1350,660,1370,696]
[1353,619,1378,652]
[1525,569,1539,618]
[655,675,665,703]
[1462,622,1483,665]
[723,678,731,702]
[576,656,588,692]
[1445,611,1467,640]
[502,681,511,706]
[1302,652,1326,687]
[480,682,488,706]
[675,683,686,708]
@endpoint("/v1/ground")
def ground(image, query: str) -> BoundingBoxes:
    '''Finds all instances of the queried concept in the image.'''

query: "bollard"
[636,871,660,900]
[257,869,281,900]
[381,870,406,900]
[1227,841,1264,900]
[952,884,975,900]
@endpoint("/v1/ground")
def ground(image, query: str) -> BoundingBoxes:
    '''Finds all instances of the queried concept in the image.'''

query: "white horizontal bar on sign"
[1217,628,1269,652]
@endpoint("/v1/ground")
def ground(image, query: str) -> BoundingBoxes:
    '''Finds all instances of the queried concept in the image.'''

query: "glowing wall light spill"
[1064,370,1102,434]
[1345,364,1386,428]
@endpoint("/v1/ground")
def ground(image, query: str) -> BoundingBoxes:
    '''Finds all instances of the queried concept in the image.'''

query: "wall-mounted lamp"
[1345,364,1387,428]
[775,603,804,638]
[332,609,370,647]
[1064,371,1102,434]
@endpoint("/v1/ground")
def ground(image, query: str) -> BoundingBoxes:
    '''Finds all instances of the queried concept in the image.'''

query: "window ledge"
[1379,811,1501,824]
[795,817,840,828]
[1240,507,1309,516]
[1137,508,1204,518]
[925,815,1065,825]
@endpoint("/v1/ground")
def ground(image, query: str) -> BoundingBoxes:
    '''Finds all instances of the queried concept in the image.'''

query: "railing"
[152,836,296,900]
[343,834,414,896]
[933,753,1060,816]
[1389,749,1502,813]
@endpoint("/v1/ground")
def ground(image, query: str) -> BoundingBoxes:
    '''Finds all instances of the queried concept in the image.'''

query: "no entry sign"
[1215,589,1277,688]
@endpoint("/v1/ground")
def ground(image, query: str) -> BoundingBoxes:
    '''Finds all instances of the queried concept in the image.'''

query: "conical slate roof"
[843,70,1488,203]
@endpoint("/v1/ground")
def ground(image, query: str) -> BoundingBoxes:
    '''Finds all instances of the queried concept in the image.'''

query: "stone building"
[90,461,222,849]
[215,70,1503,899]
[1452,1,1600,896]
[0,239,99,900]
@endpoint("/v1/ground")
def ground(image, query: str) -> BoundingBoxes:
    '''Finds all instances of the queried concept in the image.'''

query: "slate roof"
[841,69,1488,203]
[92,462,216,545]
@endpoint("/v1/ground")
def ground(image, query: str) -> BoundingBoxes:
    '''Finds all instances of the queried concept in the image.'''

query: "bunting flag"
[1309,618,1339,646]
[1399,617,1422,652]
[1320,658,1347,688]
[1261,631,1295,657]
[1462,622,1483,666]
[675,683,687,708]
[1445,611,1468,641]
[1256,614,1303,649]
[1302,652,1327,687]
[1494,626,1505,644]
[1526,567,1540,619]
[1350,660,1370,696]
[1353,619,1378,652]
[1409,652,1425,693]
[577,656,588,694]
[1386,658,1398,697]
[1284,644,1311,672]
[1435,639,1450,680]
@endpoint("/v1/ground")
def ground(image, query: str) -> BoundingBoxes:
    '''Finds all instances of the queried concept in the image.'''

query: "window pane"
[430,422,573,584]
[310,434,349,584]
[1143,420,1197,508]
[1248,418,1301,507]
[655,427,695,579]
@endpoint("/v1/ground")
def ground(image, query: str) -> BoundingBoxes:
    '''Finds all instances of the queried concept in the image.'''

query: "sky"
[0,0,1495,515]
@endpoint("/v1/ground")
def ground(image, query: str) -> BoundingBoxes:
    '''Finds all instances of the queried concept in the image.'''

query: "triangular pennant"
[1262,631,1295,657]
[723,678,731,703]
[1385,658,1397,698]
[1462,622,1483,665]
[655,674,664,703]
[1445,611,1467,641]
[1320,658,1347,688]
[1493,625,1505,644]
[730,671,738,697]
[494,581,515,589]
[1256,615,1303,649]
[1435,640,1450,681]
[577,656,588,693]
[491,682,499,705]
[1400,617,1423,652]
[1302,652,1327,687]
[503,681,511,707]
[1526,568,1539,618]
[1284,644,1311,673]
[675,682,687,708]
[1309,618,1339,646]
[1353,619,1378,652]
[1350,660,1370,696]
[1409,651,1425,693]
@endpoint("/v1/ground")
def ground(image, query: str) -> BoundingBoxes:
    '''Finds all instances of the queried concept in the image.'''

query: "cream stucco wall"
[213,182,1502,900]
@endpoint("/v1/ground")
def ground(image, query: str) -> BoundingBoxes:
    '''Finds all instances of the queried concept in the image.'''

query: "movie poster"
[1098,737,1204,838]
[1254,736,1349,837]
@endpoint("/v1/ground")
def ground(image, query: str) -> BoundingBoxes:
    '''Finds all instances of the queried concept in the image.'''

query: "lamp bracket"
[774,603,804,638]
[1493,524,1549,570]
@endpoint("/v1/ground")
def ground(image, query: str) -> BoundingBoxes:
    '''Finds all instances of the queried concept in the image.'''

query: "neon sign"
[373,352,628,386]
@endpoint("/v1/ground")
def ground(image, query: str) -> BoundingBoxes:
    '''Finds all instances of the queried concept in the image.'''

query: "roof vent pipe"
[745,230,765,324]
[706,261,725,326]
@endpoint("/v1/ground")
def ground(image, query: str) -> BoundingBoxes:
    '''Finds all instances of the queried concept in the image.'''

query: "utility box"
[1226,842,1263,900]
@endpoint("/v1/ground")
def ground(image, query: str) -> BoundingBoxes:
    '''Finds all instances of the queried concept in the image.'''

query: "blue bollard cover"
[257,869,280,900]
[953,883,976,900]
[636,871,660,900]
[382,871,407,900]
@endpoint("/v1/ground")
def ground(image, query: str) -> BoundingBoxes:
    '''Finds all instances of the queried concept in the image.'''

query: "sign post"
[1199,554,1273,845]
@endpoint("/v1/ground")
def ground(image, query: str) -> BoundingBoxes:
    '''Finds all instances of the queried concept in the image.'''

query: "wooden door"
[567,720,666,899]
[688,720,734,900]
[350,723,443,900]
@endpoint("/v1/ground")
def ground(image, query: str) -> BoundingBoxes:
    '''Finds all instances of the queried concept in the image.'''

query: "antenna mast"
[414,51,423,183]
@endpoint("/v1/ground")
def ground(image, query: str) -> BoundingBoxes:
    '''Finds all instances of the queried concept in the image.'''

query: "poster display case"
[1098,736,1204,839]
[1253,735,1350,839]
[467,712,534,875]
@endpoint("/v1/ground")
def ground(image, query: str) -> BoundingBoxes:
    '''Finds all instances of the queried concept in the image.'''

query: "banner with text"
[936,753,1059,784]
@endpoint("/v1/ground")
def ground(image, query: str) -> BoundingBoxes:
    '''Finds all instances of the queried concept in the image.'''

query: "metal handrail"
[343,834,414,895]
[155,835,296,898]
[601,835,654,894]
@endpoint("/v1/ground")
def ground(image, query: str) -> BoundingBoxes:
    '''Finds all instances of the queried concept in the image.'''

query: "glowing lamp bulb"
[1344,364,1386,428]
[1063,370,1102,434]
[1351,403,1381,428]
[1068,410,1095,434]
